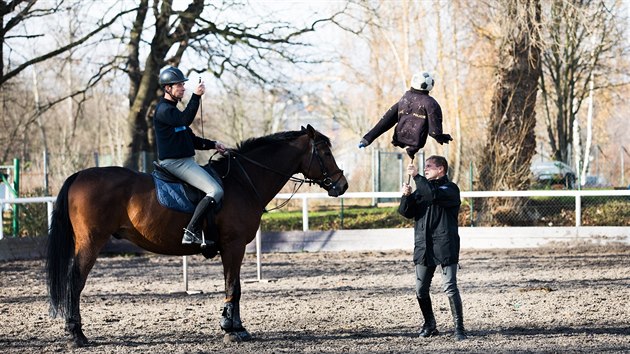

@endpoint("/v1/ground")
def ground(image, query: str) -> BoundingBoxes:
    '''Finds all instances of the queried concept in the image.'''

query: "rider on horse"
[154,66,227,247]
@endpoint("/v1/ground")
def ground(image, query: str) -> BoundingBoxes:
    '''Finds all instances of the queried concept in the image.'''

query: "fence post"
[256,227,262,281]
[12,158,19,236]
[469,161,474,227]
[302,197,309,231]
[182,256,188,292]
[47,201,54,232]
[0,201,3,240]
[621,146,626,187]
[339,197,344,229]
[43,150,49,195]
[575,193,581,228]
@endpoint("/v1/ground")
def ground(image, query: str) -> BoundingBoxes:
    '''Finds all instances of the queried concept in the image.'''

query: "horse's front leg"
[220,245,252,342]
[220,287,252,343]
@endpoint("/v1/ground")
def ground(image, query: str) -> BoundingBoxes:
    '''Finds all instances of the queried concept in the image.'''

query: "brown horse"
[46,125,348,347]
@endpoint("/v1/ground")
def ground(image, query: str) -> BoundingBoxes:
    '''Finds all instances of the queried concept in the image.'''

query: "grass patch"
[261,205,413,231]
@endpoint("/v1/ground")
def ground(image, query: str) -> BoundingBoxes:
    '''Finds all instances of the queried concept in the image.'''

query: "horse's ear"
[300,126,306,132]
[306,124,315,137]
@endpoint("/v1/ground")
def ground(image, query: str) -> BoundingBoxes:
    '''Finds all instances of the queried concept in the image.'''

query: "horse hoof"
[67,332,89,348]
[68,337,89,348]
[223,332,242,344]
[223,330,252,343]
[236,330,252,342]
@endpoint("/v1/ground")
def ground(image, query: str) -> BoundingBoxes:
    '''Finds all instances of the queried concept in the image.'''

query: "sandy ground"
[1,243,629,353]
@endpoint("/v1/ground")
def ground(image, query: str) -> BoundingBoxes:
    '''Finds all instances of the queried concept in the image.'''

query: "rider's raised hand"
[195,80,205,96]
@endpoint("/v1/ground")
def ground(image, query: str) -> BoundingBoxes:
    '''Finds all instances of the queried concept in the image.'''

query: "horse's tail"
[46,172,79,319]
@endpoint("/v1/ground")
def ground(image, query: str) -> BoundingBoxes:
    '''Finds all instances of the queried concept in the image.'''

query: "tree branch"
[1,6,138,86]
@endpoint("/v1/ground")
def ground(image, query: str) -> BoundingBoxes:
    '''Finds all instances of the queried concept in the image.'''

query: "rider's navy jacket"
[154,94,216,160]
[398,175,461,267]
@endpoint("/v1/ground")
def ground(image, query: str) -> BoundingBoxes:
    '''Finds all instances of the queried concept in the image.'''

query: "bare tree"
[121,0,352,169]
[0,0,134,87]
[0,0,135,172]
[538,0,626,173]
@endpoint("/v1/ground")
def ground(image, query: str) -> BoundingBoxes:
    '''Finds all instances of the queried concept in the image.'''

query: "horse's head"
[299,125,348,197]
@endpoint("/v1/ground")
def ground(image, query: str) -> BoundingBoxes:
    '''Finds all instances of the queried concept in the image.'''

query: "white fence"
[273,189,630,230]
[1,190,630,239]
[0,196,55,240]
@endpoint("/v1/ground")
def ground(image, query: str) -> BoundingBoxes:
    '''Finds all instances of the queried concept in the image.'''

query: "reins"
[214,137,342,212]
[222,150,306,212]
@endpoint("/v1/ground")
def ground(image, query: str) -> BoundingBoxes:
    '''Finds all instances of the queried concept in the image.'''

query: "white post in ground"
[302,197,309,231]
[183,255,189,292]
[179,255,201,294]
[256,226,262,281]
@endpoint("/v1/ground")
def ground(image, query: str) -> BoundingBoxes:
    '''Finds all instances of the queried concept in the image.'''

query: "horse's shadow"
[90,328,419,348]
[71,324,630,350]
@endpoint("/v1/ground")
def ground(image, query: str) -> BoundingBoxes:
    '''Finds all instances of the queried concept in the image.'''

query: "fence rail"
[272,189,630,230]
[0,197,55,239]
[1,190,629,239]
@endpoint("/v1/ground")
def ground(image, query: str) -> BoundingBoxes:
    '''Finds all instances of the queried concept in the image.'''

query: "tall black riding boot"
[182,196,216,246]
[417,296,438,338]
[448,293,467,341]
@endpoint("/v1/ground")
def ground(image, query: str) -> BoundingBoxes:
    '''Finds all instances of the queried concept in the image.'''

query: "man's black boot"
[417,296,438,338]
[182,196,216,246]
[448,293,467,341]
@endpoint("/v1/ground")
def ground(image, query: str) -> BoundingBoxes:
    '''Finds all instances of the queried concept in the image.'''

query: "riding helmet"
[159,67,189,87]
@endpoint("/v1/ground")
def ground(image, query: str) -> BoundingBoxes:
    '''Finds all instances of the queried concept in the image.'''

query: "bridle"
[305,139,345,189]
[218,136,344,212]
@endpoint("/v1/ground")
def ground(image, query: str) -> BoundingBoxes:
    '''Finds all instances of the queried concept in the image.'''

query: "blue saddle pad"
[153,177,195,214]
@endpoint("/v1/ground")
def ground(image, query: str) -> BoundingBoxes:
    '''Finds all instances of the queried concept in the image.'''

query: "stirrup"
[182,228,212,249]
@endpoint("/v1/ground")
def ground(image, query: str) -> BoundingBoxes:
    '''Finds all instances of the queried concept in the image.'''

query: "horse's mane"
[210,129,330,170]
[236,129,331,154]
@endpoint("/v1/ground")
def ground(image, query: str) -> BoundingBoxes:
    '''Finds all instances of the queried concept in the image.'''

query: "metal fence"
[270,190,630,230]
[1,197,55,239]
[1,190,629,239]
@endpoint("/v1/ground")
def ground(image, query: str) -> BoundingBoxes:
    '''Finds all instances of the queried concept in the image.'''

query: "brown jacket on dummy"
[359,72,452,157]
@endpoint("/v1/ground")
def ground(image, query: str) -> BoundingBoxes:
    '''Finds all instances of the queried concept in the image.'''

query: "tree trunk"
[477,0,541,225]
[123,0,202,170]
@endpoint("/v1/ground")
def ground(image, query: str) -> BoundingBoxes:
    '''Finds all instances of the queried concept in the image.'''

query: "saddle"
[152,161,223,214]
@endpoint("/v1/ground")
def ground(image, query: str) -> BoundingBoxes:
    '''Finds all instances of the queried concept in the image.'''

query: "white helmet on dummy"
[411,71,435,92]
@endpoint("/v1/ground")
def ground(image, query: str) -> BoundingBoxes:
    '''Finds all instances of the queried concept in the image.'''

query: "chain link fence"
[459,193,630,227]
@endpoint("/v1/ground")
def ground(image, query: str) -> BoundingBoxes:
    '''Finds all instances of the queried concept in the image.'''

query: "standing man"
[358,71,452,157]
[398,155,466,340]
[154,66,227,247]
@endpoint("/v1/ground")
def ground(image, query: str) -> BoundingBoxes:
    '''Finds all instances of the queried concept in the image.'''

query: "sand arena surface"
[1,244,629,353]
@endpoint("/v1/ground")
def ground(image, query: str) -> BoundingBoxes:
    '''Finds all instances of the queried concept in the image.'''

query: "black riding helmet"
[159,67,188,87]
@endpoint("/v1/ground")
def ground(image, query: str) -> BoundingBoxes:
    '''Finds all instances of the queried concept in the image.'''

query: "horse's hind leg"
[65,233,110,347]
[64,256,88,347]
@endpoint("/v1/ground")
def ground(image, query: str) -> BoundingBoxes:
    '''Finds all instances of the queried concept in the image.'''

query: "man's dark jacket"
[154,94,216,160]
[398,174,461,266]
[362,89,445,156]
